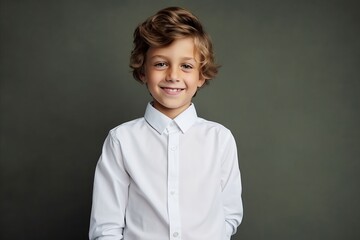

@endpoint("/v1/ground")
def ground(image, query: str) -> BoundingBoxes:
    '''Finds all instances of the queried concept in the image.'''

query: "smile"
[161,87,184,95]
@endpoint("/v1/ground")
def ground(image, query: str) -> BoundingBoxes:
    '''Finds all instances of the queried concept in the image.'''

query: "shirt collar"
[144,102,198,134]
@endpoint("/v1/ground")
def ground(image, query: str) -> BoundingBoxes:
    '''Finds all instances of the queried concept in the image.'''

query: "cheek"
[187,74,203,88]
[186,82,200,95]
[145,74,162,91]
[146,71,163,83]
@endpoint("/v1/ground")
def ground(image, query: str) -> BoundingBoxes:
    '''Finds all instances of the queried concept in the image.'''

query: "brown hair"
[130,6,219,85]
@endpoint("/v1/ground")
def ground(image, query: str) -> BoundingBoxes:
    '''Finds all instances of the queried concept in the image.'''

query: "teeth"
[164,88,182,92]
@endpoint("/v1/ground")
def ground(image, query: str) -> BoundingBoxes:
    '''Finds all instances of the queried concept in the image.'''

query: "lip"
[160,87,185,95]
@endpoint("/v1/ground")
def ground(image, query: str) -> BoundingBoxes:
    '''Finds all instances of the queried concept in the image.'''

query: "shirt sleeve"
[221,131,243,239]
[89,131,130,240]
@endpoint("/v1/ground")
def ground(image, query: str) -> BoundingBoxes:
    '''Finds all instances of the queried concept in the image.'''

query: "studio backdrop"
[1,0,359,239]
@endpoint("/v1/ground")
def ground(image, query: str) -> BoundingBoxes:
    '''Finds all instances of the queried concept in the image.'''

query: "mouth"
[161,87,185,95]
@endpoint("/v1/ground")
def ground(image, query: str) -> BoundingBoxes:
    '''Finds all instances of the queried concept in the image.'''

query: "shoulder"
[196,117,231,132]
[108,117,146,139]
[194,117,234,138]
[195,118,239,154]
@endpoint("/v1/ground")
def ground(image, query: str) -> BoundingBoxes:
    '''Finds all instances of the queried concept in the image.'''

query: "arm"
[221,131,243,239]
[89,131,130,240]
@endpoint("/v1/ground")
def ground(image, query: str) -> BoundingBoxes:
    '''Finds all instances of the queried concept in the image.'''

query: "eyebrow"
[150,55,197,62]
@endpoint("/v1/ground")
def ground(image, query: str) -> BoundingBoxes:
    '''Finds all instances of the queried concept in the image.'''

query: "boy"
[89,6,243,240]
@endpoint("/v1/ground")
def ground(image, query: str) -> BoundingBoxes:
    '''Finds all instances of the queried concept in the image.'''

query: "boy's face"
[141,37,205,119]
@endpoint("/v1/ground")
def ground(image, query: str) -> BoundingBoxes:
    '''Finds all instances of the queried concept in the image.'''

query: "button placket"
[167,124,182,240]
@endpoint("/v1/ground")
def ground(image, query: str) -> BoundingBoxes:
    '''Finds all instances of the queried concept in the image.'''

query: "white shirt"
[89,103,243,240]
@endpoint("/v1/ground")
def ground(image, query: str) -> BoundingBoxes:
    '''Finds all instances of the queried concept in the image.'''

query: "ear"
[197,76,206,88]
[140,74,146,84]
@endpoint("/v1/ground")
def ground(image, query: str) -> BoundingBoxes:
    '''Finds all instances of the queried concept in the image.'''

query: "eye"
[181,64,193,70]
[154,62,168,69]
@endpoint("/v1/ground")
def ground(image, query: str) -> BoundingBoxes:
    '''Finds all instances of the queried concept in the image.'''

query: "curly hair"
[130,6,219,84]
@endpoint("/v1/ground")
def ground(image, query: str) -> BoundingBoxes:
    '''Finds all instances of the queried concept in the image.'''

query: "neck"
[152,101,190,119]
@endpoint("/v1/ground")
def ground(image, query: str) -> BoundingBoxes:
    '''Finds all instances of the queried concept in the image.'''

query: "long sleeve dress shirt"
[89,103,243,240]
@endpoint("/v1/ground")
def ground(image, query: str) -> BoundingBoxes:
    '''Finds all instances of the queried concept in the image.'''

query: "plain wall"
[1,0,359,239]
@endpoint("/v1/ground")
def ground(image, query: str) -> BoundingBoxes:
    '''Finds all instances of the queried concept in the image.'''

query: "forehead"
[146,37,200,60]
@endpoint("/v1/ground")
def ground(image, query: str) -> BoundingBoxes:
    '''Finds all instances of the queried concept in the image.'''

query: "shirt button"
[171,145,177,151]
[170,190,175,195]
[173,232,179,237]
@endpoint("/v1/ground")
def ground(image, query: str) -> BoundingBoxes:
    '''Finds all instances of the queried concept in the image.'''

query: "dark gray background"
[1,0,359,239]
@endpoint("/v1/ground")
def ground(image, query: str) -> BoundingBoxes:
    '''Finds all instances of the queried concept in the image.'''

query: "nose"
[166,66,180,82]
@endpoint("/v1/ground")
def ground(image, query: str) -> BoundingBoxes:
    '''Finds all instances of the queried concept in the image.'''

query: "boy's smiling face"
[141,37,205,119]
